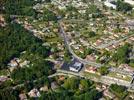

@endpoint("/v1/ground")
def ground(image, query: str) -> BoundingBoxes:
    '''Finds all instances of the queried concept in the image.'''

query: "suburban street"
[48,69,131,87]
[58,20,102,67]
[96,33,134,49]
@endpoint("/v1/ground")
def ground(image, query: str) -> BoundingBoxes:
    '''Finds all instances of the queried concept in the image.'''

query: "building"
[19,93,27,100]
[103,89,116,99]
[119,64,134,74]
[85,66,97,74]
[28,88,40,98]
[51,81,59,90]
[124,0,134,5]
[40,85,49,92]
[0,15,6,27]
[0,76,9,85]
[85,55,96,62]
[8,58,19,72]
[69,62,83,72]
[104,0,117,9]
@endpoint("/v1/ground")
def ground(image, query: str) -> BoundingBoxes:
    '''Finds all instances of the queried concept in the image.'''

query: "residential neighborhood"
[0,0,134,100]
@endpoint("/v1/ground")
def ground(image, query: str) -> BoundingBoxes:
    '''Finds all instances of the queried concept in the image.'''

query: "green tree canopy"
[116,0,133,12]
[98,66,109,75]
[109,84,127,98]
[64,77,79,90]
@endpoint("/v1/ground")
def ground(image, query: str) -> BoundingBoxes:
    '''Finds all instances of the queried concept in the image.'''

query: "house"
[94,39,103,46]
[19,93,27,100]
[85,66,97,74]
[0,76,9,84]
[8,58,19,72]
[58,75,65,81]
[129,94,134,99]
[103,89,116,99]
[51,81,59,90]
[95,84,103,92]
[40,85,49,92]
[105,45,114,51]
[28,88,40,98]
[85,55,96,62]
[69,62,83,72]
[8,59,18,67]
[0,15,6,27]
[119,64,134,74]
[20,60,30,68]
[125,20,134,30]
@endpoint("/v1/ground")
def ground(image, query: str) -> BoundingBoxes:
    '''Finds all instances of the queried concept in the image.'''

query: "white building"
[69,62,82,72]
[104,0,117,9]
[124,0,134,5]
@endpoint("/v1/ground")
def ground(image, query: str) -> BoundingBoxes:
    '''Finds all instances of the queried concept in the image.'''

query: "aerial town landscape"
[0,0,134,99]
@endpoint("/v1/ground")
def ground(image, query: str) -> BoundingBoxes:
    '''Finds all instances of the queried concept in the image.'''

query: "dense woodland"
[112,43,132,65]
[109,84,128,99]
[0,22,51,69]
[39,77,102,100]
[116,0,133,12]
[1,0,36,15]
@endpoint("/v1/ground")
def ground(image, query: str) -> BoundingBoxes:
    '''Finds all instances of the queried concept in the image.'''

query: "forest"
[0,22,50,69]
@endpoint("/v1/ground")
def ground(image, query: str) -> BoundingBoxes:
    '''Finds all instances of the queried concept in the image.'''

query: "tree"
[86,5,100,14]
[0,89,18,100]
[64,77,79,90]
[89,31,96,37]
[116,0,132,12]
[109,84,128,98]
[78,89,102,100]
[84,89,102,100]
[112,43,131,64]
[0,22,51,69]
[82,31,96,38]
[43,8,57,21]
[98,66,109,75]
[80,79,92,90]
[4,0,36,16]
[129,59,134,68]
[11,60,53,83]
[64,48,72,63]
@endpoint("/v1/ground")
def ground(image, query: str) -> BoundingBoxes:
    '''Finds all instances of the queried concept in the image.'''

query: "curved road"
[58,21,102,67]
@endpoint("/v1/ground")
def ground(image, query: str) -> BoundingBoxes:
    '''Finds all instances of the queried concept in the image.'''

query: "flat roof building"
[69,62,82,72]
[104,0,117,9]
[124,0,134,5]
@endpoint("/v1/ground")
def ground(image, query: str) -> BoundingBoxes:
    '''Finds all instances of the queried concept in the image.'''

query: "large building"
[69,62,83,72]
[104,0,117,9]
[124,0,134,5]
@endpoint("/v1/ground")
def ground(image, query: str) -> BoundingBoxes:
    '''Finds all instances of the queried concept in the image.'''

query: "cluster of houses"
[95,83,116,99]
[52,0,88,10]
[93,34,134,51]
[7,58,30,72]
[62,12,133,53]
[19,80,61,100]
[14,16,59,40]
[84,63,134,85]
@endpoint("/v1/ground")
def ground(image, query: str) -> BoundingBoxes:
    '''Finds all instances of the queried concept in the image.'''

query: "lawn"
[107,72,132,82]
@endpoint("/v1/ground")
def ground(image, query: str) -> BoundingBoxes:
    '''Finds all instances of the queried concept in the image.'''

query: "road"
[48,69,131,87]
[33,1,103,67]
[58,21,102,67]
[96,34,134,49]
